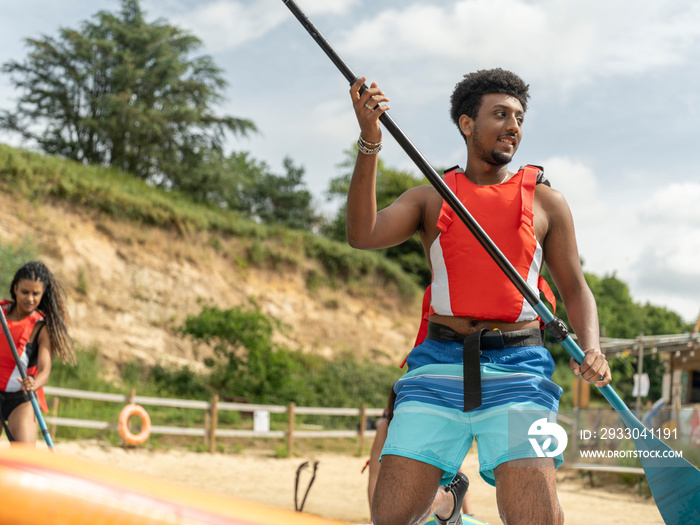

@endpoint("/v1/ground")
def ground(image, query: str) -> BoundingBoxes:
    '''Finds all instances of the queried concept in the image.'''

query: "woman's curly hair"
[10,261,75,364]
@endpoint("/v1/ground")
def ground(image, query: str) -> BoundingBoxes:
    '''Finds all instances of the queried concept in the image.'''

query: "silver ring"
[364,103,373,110]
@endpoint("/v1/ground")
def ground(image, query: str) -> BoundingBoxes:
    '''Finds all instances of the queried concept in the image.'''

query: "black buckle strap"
[426,323,544,412]
[462,330,502,411]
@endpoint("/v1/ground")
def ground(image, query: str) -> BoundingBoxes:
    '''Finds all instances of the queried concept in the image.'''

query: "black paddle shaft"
[281,0,541,311]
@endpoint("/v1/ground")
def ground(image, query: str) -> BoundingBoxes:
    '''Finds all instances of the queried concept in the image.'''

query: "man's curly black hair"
[449,68,530,129]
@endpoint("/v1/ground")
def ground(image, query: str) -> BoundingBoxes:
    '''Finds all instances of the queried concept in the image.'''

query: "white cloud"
[533,160,700,322]
[170,0,288,51]
[170,0,360,52]
[537,157,630,272]
[642,183,700,227]
[541,156,604,223]
[292,0,361,15]
[632,242,700,323]
[335,0,700,92]
[632,184,700,314]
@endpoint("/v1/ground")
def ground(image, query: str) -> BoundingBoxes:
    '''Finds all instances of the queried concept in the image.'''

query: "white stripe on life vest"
[4,346,29,393]
[515,240,543,323]
[429,233,452,316]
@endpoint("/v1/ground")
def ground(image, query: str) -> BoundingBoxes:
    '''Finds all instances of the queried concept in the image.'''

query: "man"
[346,69,612,525]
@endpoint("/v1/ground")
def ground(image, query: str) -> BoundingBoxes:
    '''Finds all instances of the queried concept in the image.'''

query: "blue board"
[424,514,491,525]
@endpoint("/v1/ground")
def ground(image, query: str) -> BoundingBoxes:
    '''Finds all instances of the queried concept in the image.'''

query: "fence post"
[635,334,644,414]
[203,409,210,446]
[50,397,60,439]
[128,388,136,404]
[359,404,367,455]
[287,402,296,457]
[209,395,219,454]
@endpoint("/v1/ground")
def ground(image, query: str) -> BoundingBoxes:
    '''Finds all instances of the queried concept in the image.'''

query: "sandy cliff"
[0,194,420,376]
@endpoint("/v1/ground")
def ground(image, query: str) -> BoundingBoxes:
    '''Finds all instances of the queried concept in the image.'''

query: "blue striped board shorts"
[381,336,564,487]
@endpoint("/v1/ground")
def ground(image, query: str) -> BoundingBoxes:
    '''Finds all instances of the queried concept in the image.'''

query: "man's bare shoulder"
[402,184,442,205]
[401,184,444,220]
[404,183,440,195]
[535,182,570,211]
[532,182,574,241]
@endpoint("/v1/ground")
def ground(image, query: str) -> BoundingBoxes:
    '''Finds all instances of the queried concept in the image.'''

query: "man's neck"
[464,158,512,186]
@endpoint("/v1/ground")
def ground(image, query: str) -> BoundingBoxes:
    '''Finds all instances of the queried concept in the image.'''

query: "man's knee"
[495,458,562,525]
[498,499,563,525]
[372,493,427,525]
[372,455,443,525]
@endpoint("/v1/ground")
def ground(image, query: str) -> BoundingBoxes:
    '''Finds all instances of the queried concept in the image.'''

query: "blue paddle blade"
[545,307,700,523]
[567,344,700,524]
[612,405,700,524]
[641,457,700,524]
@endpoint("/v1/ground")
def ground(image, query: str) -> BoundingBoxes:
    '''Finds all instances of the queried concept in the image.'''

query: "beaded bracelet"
[357,135,382,155]
[359,135,382,147]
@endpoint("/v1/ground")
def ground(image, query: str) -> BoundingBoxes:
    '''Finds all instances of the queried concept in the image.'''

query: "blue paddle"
[0,305,55,451]
[281,1,700,522]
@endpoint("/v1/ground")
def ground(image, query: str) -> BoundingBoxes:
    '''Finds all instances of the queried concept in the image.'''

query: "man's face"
[463,93,524,166]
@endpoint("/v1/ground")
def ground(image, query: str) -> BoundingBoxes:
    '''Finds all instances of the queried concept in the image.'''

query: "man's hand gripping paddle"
[0,306,55,451]
[281,1,700,522]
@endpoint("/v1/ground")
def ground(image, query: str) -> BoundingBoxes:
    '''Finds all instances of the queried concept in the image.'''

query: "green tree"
[180,303,404,412]
[325,147,431,286]
[238,156,320,230]
[181,303,300,402]
[1,0,255,192]
[640,302,693,336]
[171,151,320,230]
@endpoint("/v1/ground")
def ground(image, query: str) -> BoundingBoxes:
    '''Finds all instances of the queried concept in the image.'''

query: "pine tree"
[1,0,255,191]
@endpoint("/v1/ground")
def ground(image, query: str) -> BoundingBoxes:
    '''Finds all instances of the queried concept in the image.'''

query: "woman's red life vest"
[429,165,555,323]
[0,301,49,413]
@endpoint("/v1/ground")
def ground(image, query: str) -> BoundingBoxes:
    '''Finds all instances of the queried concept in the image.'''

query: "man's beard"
[489,150,512,165]
[471,126,513,166]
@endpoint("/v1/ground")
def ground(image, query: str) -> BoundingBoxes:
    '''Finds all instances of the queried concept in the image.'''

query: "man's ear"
[459,114,473,138]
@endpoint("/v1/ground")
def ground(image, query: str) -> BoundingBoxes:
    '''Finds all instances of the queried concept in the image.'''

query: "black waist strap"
[426,322,544,412]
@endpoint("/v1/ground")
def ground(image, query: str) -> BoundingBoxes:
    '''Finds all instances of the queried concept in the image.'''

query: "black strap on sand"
[294,460,318,512]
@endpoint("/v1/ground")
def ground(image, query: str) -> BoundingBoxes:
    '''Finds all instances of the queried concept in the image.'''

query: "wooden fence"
[42,387,653,481]
[43,386,384,455]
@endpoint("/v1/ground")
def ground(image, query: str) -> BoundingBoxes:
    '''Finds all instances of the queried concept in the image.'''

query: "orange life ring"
[118,403,151,446]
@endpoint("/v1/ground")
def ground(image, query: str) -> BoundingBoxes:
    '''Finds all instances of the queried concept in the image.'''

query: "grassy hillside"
[0,144,426,383]
[0,143,420,299]
[0,143,430,440]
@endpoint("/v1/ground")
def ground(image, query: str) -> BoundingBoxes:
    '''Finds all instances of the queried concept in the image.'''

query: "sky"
[2,0,700,324]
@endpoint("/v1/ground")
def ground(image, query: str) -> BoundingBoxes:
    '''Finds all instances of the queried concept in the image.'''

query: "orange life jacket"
[429,165,555,323]
[0,301,49,413]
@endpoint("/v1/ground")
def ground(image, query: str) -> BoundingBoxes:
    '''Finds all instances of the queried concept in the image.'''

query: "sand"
[14,439,664,525]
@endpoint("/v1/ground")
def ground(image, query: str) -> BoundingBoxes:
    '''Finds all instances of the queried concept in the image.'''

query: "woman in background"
[0,261,74,444]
